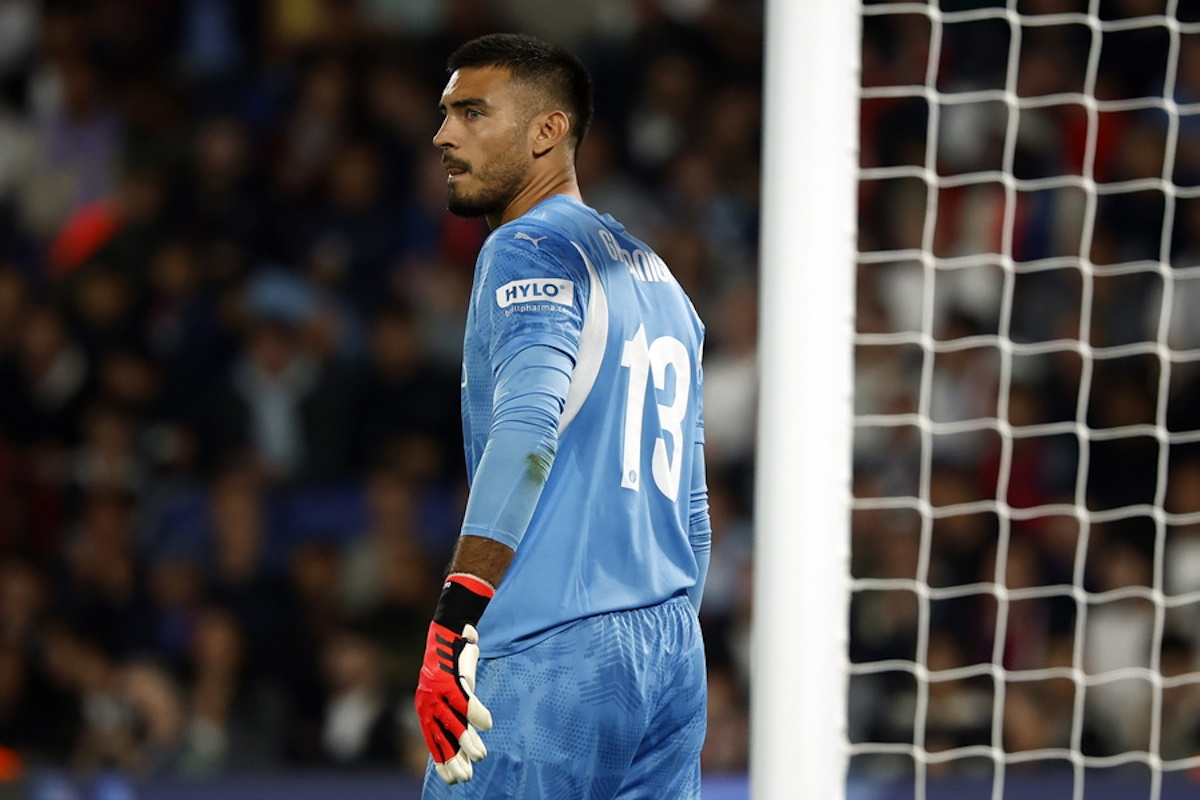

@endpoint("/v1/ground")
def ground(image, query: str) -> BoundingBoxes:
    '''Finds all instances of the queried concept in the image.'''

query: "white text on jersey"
[598,228,672,283]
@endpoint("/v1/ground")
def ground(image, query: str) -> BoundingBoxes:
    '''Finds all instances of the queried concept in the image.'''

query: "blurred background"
[0,0,761,796]
[3,0,1200,798]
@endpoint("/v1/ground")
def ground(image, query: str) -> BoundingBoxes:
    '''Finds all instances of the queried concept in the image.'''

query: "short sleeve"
[474,221,587,371]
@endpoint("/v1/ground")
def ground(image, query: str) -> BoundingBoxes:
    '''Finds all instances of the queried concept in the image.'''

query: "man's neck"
[489,169,583,229]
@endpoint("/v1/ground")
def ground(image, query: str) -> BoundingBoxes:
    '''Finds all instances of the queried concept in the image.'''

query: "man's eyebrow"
[439,97,490,112]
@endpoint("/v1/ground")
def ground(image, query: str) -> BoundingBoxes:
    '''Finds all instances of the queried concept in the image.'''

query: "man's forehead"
[440,65,514,104]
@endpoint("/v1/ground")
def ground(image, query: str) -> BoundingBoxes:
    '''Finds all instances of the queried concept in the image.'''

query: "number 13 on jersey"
[619,324,692,502]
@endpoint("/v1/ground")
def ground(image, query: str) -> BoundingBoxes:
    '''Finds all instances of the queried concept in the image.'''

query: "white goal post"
[753,0,860,798]
[756,1,1200,800]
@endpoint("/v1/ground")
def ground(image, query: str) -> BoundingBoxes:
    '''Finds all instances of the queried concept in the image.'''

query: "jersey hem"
[481,593,694,659]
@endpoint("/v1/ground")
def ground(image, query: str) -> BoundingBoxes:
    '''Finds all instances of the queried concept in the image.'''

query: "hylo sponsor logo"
[495,278,575,308]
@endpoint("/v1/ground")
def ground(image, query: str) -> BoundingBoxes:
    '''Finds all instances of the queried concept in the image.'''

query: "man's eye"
[466,109,482,119]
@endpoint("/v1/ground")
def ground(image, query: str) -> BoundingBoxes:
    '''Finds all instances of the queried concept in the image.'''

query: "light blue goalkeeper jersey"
[459,194,710,657]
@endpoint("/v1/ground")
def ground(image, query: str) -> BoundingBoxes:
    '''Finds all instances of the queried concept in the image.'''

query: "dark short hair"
[447,33,594,150]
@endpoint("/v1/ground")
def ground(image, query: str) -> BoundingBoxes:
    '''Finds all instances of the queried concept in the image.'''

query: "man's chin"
[447,200,486,218]
[447,193,496,219]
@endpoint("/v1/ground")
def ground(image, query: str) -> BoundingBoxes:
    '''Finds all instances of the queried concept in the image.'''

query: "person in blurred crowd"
[205,270,359,483]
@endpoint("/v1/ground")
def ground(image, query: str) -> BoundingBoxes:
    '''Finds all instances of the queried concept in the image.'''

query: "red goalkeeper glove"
[414,574,495,784]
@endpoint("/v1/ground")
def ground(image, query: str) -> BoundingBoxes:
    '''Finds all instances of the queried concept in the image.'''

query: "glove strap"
[432,572,495,634]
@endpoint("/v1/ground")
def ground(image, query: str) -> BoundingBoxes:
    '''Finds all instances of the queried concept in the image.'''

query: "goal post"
[757,1,1200,799]
[753,1,860,798]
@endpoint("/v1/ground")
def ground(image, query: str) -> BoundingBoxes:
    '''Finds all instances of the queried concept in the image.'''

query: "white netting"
[852,1,1200,798]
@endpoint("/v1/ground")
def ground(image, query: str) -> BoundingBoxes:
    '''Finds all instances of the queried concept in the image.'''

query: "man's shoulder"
[483,204,598,267]
[499,196,608,248]
[488,223,564,255]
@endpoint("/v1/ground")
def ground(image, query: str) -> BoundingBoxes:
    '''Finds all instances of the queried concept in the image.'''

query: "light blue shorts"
[422,595,706,800]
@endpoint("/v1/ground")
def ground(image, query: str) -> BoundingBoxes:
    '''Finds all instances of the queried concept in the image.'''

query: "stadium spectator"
[203,269,360,483]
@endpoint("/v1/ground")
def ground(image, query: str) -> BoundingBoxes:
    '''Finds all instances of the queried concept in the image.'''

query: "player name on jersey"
[598,228,672,284]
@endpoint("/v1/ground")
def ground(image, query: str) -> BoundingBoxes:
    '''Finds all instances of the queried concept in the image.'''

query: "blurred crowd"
[0,0,761,782]
[18,0,1200,789]
[853,0,1200,778]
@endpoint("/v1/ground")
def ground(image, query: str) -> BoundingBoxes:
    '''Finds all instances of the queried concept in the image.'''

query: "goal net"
[848,1,1200,798]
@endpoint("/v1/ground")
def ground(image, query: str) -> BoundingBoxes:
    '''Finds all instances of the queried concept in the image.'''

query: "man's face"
[434,66,532,218]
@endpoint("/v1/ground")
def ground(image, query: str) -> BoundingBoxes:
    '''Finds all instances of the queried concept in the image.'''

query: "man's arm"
[415,342,573,784]
[446,533,515,589]
[455,342,571,551]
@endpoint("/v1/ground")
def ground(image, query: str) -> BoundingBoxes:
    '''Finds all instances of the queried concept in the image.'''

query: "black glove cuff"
[432,573,494,634]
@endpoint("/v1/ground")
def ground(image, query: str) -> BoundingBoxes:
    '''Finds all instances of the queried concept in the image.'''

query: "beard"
[445,144,529,219]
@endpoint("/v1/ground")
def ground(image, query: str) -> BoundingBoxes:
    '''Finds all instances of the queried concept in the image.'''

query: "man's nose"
[433,118,454,149]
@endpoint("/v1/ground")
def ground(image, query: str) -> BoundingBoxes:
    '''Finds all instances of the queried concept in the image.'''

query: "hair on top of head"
[447,32,594,149]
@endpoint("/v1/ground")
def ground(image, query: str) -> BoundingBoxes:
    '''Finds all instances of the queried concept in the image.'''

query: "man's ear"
[531,110,571,157]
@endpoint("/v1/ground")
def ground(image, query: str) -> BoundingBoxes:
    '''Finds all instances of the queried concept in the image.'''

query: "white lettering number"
[619,325,691,501]
[599,228,672,284]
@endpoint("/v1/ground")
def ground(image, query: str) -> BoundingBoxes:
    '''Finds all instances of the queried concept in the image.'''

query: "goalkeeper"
[414,33,712,799]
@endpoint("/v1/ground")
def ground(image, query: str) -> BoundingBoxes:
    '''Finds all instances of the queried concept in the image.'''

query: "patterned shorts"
[422,595,707,800]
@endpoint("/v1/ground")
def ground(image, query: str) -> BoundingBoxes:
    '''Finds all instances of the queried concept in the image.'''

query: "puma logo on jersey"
[514,232,548,248]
